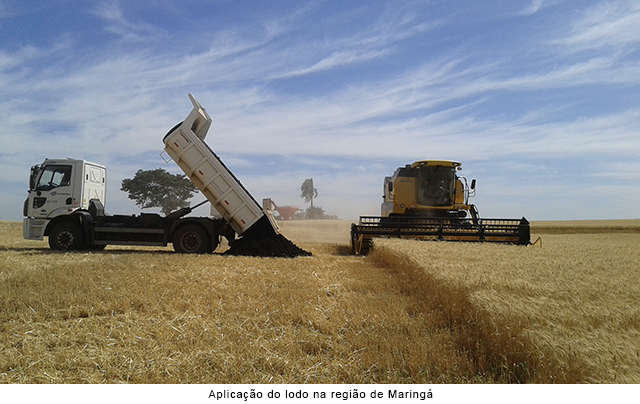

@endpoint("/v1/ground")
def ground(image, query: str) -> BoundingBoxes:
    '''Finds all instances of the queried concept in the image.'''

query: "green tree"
[300,178,318,208]
[121,168,198,215]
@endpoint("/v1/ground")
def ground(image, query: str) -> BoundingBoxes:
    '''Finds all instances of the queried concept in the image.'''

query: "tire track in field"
[367,243,588,383]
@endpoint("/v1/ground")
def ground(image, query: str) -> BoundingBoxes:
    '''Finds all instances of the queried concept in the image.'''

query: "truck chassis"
[44,204,228,253]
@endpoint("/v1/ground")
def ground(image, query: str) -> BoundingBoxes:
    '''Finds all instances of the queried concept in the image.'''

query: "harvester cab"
[381,160,477,219]
[351,160,530,255]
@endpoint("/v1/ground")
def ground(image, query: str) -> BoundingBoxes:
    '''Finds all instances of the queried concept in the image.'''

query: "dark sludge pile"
[224,216,312,258]
[224,233,312,257]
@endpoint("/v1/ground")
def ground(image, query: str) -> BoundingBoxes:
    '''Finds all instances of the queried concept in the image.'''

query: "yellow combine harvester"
[350,160,530,255]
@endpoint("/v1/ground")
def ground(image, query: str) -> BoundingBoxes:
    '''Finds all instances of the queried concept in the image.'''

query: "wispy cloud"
[278,48,390,78]
[521,0,546,16]
[0,37,72,72]
[90,1,166,42]
[555,0,640,51]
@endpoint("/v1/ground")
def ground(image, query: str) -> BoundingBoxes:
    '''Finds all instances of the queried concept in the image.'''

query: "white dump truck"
[23,94,280,253]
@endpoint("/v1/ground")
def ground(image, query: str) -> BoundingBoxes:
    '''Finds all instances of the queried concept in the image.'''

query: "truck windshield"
[416,166,454,206]
[36,165,72,191]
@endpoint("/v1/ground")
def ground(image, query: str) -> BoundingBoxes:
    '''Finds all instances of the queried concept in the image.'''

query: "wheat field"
[1,219,638,383]
[372,224,640,383]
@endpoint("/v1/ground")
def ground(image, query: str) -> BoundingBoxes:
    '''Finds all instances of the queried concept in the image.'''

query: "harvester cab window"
[417,166,454,206]
[36,165,72,192]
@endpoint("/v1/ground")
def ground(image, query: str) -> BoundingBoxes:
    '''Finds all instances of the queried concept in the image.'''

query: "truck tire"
[48,222,86,251]
[173,224,211,254]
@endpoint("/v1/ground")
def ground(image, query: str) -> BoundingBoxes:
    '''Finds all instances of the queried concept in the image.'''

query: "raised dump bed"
[163,94,309,258]
[163,94,278,237]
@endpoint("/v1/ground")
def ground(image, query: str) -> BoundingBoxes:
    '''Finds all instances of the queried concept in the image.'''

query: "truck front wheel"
[48,222,86,251]
[173,224,211,254]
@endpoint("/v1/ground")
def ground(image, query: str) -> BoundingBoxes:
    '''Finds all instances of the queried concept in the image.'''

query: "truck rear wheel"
[48,222,86,251]
[173,224,212,254]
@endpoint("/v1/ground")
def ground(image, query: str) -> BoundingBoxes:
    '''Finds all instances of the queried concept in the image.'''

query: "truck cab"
[24,159,106,240]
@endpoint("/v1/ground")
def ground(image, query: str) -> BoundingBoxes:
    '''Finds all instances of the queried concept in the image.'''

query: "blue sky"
[1,0,639,221]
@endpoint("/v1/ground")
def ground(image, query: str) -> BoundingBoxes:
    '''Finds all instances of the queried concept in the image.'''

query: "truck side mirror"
[29,165,40,190]
[471,179,476,190]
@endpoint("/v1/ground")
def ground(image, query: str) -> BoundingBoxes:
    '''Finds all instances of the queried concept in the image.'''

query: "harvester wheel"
[359,238,372,256]
[173,224,211,254]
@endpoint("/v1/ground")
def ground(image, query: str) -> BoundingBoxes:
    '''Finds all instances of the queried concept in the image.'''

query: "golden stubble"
[0,221,479,383]
[1,220,638,383]
[373,225,640,383]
